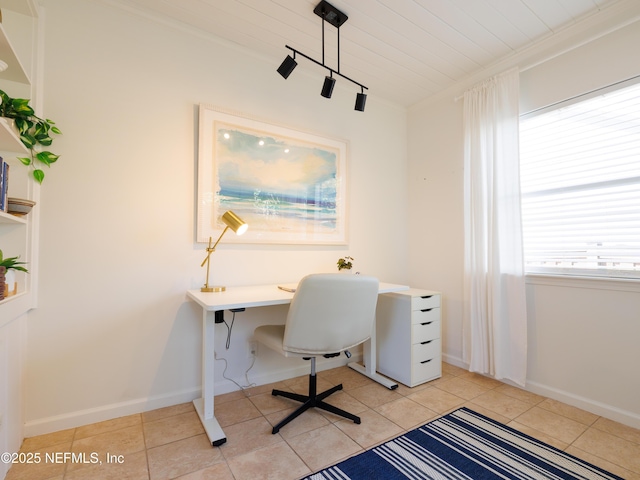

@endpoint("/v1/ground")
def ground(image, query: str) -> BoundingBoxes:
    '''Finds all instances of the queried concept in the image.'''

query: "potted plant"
[337,256,354,271]
[0,89,61,184]
[0,249,28,300]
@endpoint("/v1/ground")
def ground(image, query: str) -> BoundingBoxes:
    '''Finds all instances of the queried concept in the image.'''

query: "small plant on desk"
[337,256,354,271]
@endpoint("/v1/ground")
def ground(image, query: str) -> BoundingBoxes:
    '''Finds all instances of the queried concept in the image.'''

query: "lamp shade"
[221,210,248,235]
[321,75,336,98]
[277,55,297,79]
[355,92,367,111]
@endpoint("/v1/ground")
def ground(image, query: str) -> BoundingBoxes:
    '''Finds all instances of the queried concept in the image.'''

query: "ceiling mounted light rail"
[277,0,368,112]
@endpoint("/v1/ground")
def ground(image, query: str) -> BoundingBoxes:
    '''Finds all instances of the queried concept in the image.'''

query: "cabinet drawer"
[411,294,440,311]
[412,355,441,384]
[412,318,440,343]
[412,307,440,325]
[412,338,441,363]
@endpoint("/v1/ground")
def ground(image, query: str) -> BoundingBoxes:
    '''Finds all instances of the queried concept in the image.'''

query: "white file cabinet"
[376,289,442,387]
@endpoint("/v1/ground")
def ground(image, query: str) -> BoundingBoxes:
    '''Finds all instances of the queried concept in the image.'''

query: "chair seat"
[254,325,292,356]
[254,324,340,358]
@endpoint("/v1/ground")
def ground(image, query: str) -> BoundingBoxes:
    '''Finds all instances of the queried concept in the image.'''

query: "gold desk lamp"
[201,210,248,292]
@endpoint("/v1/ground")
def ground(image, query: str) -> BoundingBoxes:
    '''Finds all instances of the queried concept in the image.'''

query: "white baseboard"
[24,354,360,437]
[525,381,640,430]
[442,352,467,370]
[442,353,640,430]
[23,387,202,437]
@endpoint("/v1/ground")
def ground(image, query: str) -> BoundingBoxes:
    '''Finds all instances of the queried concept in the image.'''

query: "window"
[519,80,640,279]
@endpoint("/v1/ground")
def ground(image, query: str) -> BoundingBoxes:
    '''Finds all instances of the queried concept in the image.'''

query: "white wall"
[407,96,464,362]
[408,17,640,428]
[23,0,408,435]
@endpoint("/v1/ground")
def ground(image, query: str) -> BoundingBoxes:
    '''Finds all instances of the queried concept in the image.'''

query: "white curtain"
[462,68,528,386]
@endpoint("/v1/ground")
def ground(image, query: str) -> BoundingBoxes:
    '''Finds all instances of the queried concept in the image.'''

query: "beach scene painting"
[197,106,347,244]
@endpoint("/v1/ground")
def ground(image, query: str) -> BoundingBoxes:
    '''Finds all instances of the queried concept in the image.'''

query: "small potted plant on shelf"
[0,89,61,184]
[337,256,354,271]
[0,249,28,300]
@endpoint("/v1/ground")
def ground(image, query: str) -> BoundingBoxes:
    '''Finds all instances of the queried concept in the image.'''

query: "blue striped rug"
[304,407,623,480]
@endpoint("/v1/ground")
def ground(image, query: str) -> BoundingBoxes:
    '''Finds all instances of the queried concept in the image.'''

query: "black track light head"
[277,55,297,79]
[355,91,367,111]
[321,75,336,98]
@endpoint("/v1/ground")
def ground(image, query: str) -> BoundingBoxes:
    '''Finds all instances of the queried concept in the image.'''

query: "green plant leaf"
[17,157,31,166]
[33,169,44,184]
[36,151,59,165]
[11,98,34,116]
[34,122,48,136]
[15,117,32,134]
[35,134,52,146]
[0,254,29,273]
[20,133,36,148]
[51,126,62,134]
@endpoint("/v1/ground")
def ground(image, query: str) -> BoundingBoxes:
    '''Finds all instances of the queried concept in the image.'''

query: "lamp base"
[201,285,226,292]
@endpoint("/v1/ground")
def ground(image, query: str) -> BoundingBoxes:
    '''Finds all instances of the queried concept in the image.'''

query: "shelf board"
[0,22,30,84]
[0,291,31,328]
[0,209,27,224]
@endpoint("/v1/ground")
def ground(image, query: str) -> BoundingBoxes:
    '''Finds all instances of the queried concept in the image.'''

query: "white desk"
[187,281,409,446]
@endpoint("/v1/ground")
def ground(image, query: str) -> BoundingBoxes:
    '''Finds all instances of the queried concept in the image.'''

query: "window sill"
[525,274,640,293]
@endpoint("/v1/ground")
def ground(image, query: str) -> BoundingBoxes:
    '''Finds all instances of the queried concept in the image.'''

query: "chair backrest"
[282,273,380,355]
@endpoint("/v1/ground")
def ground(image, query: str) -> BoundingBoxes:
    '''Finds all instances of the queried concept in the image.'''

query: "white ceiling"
[113,0,622,107]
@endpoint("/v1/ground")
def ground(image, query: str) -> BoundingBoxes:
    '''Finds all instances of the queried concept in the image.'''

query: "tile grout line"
[140,413,151,480]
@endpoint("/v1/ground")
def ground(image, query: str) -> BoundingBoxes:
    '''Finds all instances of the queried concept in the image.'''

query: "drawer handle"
[420,321,433,326]
[421,308,433,312]
[420,359,432,364]
[421,295,433,299]
[420,340,432,345]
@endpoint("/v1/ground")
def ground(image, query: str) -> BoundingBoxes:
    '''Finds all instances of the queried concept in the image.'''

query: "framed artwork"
[197,105,348,245]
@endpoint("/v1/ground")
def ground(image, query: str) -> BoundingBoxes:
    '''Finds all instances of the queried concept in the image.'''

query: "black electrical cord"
[214,308,255,390]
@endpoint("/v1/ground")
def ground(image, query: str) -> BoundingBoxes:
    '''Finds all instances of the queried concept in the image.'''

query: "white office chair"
[254,273,380,434]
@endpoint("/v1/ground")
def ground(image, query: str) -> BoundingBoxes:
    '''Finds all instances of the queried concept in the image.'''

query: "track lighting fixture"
[276,0,368,112]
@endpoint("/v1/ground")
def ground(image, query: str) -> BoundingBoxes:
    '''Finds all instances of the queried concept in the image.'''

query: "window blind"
[519,80,640,278]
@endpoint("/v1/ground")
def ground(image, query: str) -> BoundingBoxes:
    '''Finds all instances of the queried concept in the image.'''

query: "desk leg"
[348,324,398,390]
[193,309,227,446]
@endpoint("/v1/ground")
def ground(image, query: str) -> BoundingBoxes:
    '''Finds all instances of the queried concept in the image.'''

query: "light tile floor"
[7,363,640,480]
